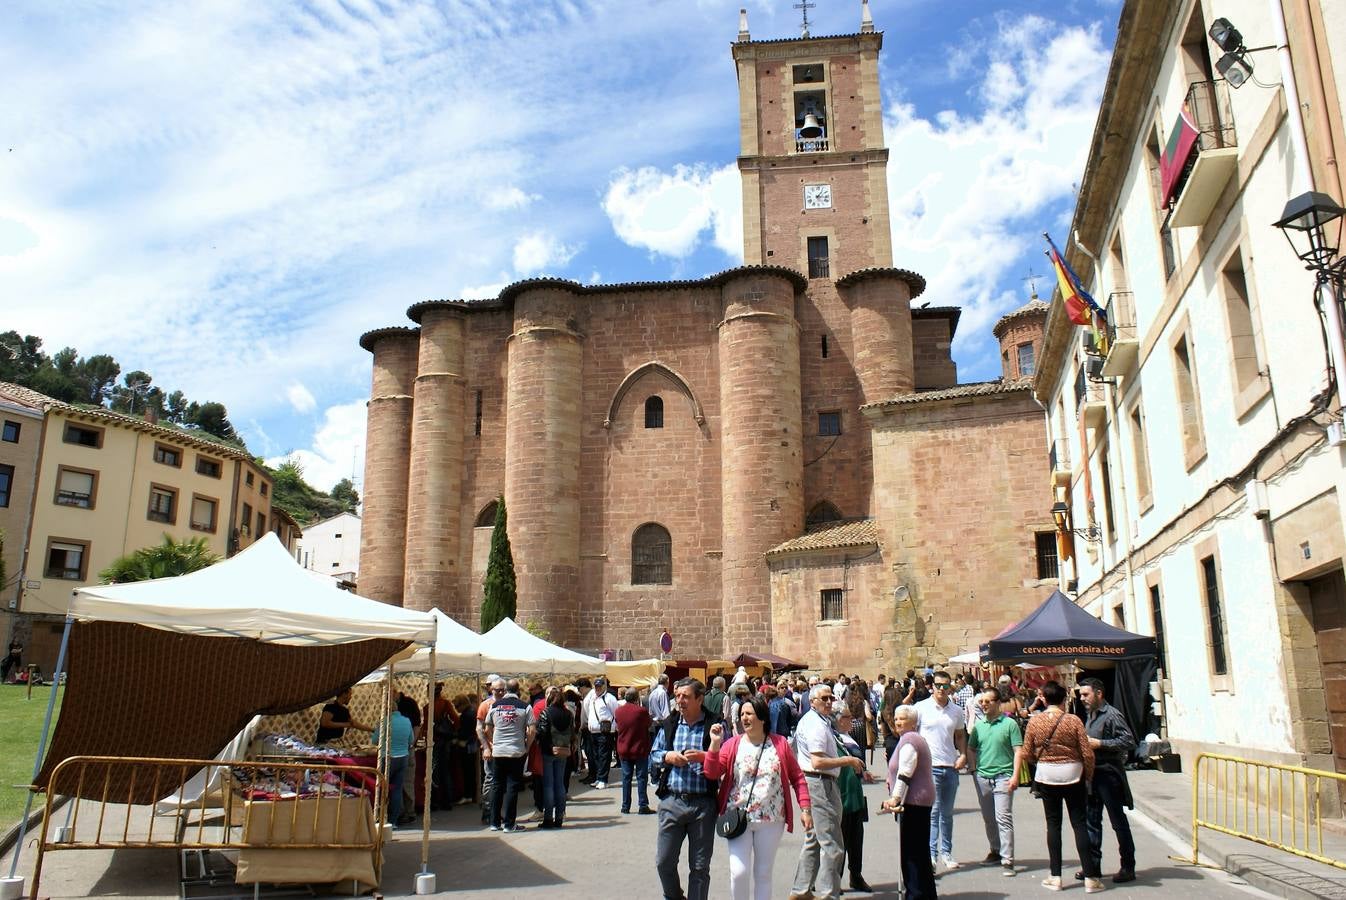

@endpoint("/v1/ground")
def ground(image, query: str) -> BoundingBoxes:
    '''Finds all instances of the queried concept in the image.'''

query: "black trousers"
[841,808,866,881]
[490,756,526,828]
[1086,768,1136,873]
[899,804,937,899]
[1038,781,1098,878]
[884,734,899,764]
[589,732,614,782]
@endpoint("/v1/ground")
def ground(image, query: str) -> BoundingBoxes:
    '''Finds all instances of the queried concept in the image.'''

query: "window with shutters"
[818,411,841,436]
[632,523,672,585]
[190,495,218,532]
[148,485,177,524]
[54,466,97,509]
[153,443,182,467]
[196,456,222,478]
[46,539,89,580]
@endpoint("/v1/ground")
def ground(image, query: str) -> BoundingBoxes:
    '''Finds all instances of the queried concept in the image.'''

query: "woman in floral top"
[705,694,812,900]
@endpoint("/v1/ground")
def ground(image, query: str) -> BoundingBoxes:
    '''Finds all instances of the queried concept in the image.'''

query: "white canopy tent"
[12,534,443,896]
[479,617,606,675]
[67,533,437,645]
[399,608,488,673]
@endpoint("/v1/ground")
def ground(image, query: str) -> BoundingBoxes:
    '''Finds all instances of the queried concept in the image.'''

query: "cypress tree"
[480,497,516,631]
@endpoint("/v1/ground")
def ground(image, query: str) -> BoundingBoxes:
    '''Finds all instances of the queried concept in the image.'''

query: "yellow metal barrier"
[31,756,387,899]
[1191,752,1346,870]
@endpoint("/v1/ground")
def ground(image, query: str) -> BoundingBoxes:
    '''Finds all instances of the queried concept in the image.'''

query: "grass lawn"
[0,684,63,830]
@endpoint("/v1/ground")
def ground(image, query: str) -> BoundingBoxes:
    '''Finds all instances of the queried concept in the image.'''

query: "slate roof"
[766,519,879,556]
[0,381,255,461]
[861,378,1034,410]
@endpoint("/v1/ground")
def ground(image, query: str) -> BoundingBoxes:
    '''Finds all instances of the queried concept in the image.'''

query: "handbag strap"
[1040,711,1066,754]
[739,738,770,809]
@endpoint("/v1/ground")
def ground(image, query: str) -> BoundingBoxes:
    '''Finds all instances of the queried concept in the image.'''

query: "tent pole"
[8,613,73,880]
[416,645,436,893]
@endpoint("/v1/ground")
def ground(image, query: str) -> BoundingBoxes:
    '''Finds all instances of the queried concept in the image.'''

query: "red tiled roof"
[767,519,879,556]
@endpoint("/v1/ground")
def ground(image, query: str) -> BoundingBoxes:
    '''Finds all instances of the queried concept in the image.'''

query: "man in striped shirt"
[649,678,719,900]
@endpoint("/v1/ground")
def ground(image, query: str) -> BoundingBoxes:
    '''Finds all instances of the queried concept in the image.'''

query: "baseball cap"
[997,674,1011,684]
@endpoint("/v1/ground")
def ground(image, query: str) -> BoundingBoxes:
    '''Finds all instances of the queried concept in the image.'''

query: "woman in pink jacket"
[705,694,813,900]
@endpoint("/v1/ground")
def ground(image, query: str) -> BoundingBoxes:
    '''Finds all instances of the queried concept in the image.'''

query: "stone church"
[357,4,1054,674]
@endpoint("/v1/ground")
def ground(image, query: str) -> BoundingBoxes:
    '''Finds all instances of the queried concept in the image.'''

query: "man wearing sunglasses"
[915,670,967,871]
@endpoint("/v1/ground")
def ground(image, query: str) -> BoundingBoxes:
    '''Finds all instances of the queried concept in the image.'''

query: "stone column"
[403,305,466,614]
[839,270,917,404]
[357,327,419,605]
[718,269,804,655]
[504,286,583,644]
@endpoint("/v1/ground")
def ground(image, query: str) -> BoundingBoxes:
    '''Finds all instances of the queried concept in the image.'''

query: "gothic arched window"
[645,396,664,429]
[475,500,500,528]
[632,523,672,584]
[806,501,843,530]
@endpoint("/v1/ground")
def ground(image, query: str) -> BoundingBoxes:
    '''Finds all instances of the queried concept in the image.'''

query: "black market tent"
[979,590,1157,663]
[981,590,1159,752]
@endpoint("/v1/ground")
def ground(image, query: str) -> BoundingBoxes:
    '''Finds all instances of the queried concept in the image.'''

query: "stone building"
[357,5,1057,671]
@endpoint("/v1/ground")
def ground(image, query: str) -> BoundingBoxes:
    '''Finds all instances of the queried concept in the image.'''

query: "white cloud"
[602,164,743,260]
[265,400,366,496]
[512,232,578,275]
[884,16,1111,369]
[286,382,317,414]
[483,186,538,211]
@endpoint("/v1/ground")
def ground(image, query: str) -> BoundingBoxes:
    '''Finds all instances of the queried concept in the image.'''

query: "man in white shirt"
[789,684,866,900]
[915,669,967,871]
[582,677,619,788]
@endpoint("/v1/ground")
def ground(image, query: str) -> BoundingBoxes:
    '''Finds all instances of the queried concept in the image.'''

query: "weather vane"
[794,0,815,38]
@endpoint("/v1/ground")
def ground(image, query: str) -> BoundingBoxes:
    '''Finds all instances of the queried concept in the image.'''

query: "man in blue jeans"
[615,687,654,813]
[915,669,967,870]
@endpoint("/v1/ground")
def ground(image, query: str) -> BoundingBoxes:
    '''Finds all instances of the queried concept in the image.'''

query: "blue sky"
[0,0,1119,491]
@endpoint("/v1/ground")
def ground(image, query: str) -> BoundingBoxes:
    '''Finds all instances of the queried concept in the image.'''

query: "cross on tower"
[1024,267,1042,299]
[794,0,815,38]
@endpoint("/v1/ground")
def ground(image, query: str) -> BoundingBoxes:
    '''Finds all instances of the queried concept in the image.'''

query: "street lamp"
[1051,501,1101,544]
[1274,190,1345,271]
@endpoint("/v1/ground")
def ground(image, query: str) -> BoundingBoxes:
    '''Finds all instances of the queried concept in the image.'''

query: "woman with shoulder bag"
[1021,680,1101,892]
[537,686,575,829]
[704,694,812,900]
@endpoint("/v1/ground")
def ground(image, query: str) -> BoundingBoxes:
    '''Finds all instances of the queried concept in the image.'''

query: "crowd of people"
[315,664,1139,899]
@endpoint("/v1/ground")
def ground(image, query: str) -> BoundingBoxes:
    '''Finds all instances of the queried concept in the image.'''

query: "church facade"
[357,6,1058,673]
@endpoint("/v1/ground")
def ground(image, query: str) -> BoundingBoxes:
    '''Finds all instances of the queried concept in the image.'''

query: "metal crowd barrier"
[1190,752,1346,870]
[31,756,387,899]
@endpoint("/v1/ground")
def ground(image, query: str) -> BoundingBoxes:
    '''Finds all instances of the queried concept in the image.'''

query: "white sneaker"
[1002,863,1017,877]
[940,854,959,870]
[593,781,607,789]
[1041,875,1062,891]
[1084,877,1105,893]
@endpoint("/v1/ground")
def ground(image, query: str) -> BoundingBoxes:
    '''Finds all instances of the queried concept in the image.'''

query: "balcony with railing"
[1101,290,1138,376]
[1167,79,1239,228]
[795,136,831,153]
[808,256,830,278]
[1080,378,1107,428]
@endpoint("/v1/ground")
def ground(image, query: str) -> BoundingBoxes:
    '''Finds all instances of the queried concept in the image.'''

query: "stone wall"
[769,549,887,675]
[868,389,1055,668]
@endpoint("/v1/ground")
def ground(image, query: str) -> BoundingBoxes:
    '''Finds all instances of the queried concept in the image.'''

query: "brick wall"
[358,330,418,605]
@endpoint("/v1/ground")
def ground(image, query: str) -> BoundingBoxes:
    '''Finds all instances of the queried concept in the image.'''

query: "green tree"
[164,390,189,424]
[99,534,221,584]
[330,478,360,513]
[480,497,517,632]
[0,332,44,383]
[75,354,121,405]
[187,400,238,443]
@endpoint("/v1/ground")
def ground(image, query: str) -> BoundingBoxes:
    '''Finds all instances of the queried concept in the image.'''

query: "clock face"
[804,184,832,209]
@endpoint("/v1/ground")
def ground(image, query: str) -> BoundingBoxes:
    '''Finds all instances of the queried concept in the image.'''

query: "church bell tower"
[732,1,893,276]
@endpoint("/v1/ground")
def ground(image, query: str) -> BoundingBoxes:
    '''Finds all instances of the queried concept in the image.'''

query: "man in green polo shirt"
[967,686,1023,877]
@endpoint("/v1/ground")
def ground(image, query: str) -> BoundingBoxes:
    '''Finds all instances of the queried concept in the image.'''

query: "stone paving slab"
[4,767,1280,899]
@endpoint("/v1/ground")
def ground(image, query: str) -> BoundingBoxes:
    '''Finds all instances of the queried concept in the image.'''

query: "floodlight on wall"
[1207,17,1276,90]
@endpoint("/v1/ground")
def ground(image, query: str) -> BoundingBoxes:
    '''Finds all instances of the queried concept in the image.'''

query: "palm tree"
[99,534,221,584]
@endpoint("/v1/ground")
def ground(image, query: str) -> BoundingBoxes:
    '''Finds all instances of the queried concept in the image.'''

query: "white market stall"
[10,534,442,899]
[479,617,606,676]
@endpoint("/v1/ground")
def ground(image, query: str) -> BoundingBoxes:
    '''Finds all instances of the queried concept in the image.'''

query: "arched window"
[632,523,672,584]
[806,501,843,530]
[475,500,500,528]
[644,396,664,429]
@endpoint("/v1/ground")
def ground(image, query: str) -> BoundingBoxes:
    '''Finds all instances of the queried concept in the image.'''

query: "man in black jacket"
[1078,678,1137,884]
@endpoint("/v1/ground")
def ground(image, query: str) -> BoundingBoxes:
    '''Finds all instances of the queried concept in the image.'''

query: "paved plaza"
[5,767,1287,899]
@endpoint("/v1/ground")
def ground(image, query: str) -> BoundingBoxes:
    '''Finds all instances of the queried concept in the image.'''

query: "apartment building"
[296,511,360,587]
[0,382,274,676]
[1036,0,1346,770]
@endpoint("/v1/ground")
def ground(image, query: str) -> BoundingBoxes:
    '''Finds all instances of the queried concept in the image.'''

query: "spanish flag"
[1045,232,1107,331]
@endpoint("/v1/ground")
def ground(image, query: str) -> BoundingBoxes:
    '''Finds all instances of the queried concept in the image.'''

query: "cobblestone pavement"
[3,768,1284,898]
